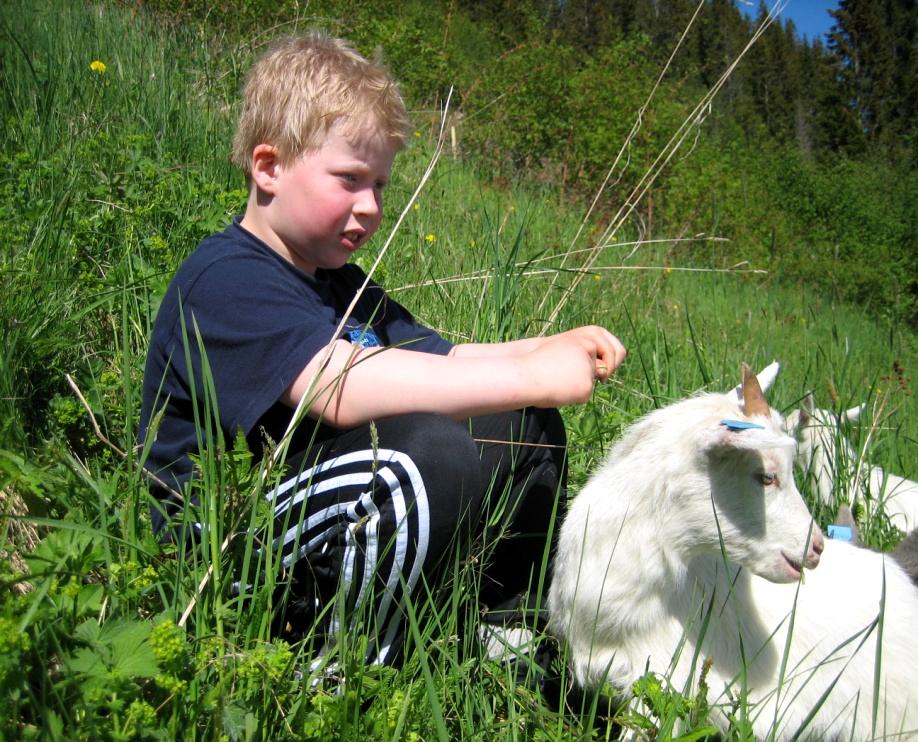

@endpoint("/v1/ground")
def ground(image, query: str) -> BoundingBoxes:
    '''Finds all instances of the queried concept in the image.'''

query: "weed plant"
[1,0,916,739]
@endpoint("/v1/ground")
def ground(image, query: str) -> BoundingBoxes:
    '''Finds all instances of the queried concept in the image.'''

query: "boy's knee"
[481,407,568,474]
[378,412,476,465]
[374,412,483,519]
[530,406,566,448]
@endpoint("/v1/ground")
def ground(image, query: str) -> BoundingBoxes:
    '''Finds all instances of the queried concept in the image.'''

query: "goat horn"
[741,362,770,417]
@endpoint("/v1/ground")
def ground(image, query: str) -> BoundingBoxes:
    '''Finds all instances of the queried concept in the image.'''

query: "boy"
[139,32,625,666]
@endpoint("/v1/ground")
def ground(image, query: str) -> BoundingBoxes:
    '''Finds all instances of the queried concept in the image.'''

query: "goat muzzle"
[806,526,825,569]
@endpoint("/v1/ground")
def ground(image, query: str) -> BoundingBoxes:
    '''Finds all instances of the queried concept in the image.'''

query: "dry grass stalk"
[1,487,37,594]
[537,0,788,332]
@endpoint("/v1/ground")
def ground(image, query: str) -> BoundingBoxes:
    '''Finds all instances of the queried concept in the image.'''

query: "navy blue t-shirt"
[139,219,452,527]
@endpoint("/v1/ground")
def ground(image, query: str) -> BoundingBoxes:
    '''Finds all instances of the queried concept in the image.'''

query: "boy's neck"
[239,205,317,275]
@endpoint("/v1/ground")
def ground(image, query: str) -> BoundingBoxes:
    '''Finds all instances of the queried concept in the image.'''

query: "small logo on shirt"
[347,328,382,348]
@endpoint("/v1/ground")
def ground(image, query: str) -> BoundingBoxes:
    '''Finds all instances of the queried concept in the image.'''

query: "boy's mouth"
[343,230,363,247]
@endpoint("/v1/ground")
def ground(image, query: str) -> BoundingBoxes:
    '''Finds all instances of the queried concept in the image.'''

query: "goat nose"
[807,527,825,568]
[812,527,825,555]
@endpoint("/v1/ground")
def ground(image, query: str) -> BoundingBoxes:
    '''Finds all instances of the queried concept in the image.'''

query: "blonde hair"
[231,31,410,175]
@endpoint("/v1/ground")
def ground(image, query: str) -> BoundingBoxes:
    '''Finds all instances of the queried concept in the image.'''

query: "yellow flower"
[425,233,436,244]
[468,239,476,247]
[413,202,419,210]
[89,60,107,74]
[414,130,421,138]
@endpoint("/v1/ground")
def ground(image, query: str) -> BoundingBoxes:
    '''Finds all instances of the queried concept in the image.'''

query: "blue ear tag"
[827,525,854,542]
[720,419,765,431]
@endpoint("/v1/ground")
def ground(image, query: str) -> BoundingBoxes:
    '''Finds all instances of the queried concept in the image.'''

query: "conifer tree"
[828,0,915,156]
[644,0,703,81]
[745,3,801,142]
[548,0,619,53]
[803,38,866,156]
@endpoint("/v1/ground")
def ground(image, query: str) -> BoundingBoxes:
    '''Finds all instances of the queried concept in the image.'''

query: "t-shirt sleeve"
[340,265,454,356]
[166,253,340,438]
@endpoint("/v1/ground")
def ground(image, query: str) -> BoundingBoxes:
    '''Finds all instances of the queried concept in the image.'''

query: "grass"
[1,0,916,739]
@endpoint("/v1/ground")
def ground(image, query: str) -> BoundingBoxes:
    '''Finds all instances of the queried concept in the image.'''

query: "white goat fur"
[549,366,918,740]
[786,396,918,533]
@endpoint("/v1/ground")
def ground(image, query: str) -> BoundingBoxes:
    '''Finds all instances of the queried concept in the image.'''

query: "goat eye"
[758,473,778,487]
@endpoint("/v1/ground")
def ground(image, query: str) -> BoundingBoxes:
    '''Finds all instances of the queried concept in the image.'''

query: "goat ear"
[756,361,781,394]
[802,393,815,413]
[786,396,812,432]
[841,404,864,423]
[703,423,796,453]
[800,407,811,426]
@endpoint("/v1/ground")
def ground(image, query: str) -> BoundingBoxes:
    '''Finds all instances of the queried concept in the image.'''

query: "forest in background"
[141,0,917,324]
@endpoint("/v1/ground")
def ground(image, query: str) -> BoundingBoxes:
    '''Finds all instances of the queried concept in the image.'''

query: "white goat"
[786,395,918,533]
[548,364,918,741]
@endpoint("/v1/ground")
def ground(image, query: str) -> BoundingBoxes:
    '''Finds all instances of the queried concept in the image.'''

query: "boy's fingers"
[595,336,626,381]
[558,326,624,382]
[594,355,613,380]
[600,336,625,362]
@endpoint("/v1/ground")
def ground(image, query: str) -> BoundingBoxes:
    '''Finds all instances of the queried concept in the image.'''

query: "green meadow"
[2,1,915,739]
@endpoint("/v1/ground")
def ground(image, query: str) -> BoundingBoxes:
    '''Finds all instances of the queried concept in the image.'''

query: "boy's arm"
[282,327,625,428]
[449,326,622,370]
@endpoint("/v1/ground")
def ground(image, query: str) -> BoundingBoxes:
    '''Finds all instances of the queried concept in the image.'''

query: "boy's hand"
[524,327,626,406]
[553,325,626,383]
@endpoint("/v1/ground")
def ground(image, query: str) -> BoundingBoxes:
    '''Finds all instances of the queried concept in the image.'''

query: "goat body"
[786,397,918,533]
[549,368,918,740]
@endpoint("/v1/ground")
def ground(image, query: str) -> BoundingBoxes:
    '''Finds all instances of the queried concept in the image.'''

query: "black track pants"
[266,407,567,664]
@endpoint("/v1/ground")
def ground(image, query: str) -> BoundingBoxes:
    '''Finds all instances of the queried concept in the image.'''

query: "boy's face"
[253,123,398,274]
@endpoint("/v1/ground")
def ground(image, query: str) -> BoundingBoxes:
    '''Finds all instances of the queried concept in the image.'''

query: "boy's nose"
[353,187,381,218]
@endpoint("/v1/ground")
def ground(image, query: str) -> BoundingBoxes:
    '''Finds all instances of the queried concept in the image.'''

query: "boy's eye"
[758,473,778,487]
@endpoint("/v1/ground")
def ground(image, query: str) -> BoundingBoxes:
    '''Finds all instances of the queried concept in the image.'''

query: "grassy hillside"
[1,1,915,739]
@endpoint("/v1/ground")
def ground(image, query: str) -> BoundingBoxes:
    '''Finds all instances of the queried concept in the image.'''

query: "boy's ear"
[249,144,281,193]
